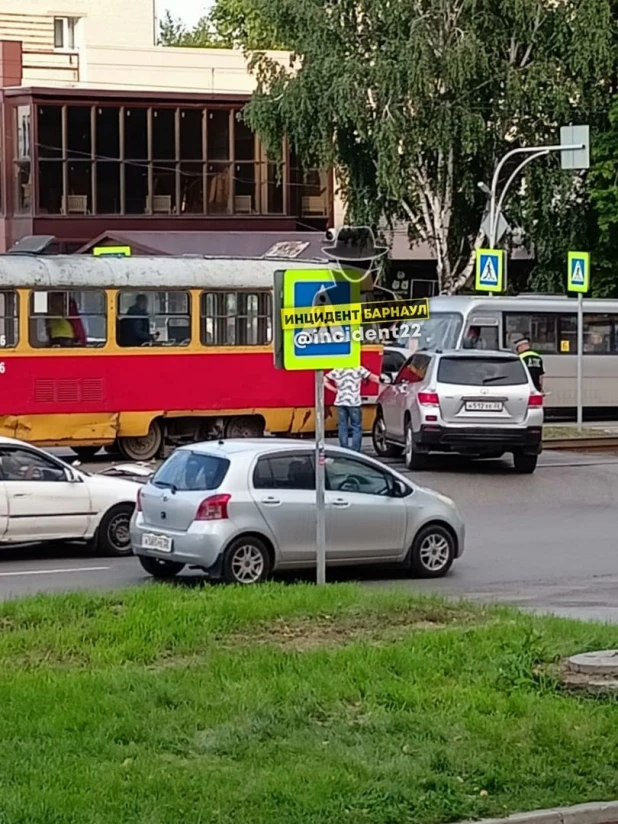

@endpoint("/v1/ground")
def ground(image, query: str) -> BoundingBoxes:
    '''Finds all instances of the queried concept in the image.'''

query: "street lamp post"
[484,143,585,248]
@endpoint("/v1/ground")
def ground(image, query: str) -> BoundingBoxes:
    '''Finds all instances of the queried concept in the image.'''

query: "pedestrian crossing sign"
[475,249,504,293]
[567,251,590,293]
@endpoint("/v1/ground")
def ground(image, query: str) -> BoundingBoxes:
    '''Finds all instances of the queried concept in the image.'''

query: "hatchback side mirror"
[381,373,392,384]
[392,479,410,497]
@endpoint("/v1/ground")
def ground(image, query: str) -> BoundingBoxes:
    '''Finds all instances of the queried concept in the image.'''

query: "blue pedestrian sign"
[567,251,590,293]
[475,249,504,293]
[274,268,362,371]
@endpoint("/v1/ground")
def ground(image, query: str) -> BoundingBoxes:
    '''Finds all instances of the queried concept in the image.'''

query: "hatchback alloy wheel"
[223,536,270,585]
[418,533,451,572]
[408,524,455,578]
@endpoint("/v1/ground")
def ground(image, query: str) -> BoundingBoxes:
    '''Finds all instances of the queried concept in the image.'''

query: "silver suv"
[373,350,544,473]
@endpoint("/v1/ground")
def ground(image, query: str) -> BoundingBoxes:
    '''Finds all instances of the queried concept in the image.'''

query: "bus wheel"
[225,416,264,439]
[118,422,163,462]
[71,446,101,461]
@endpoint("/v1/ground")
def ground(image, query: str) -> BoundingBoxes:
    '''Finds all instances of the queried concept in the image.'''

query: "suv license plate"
[465,401,503,412]
[142,533,173,552]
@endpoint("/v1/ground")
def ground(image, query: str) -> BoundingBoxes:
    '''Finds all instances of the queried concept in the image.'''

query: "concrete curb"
[458,802,618,824]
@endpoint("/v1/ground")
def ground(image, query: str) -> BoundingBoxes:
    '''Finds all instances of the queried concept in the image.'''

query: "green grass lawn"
[1,584,618,824]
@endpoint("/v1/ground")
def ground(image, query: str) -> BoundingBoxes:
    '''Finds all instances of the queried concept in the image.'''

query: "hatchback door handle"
[331,498,350,508]
[261,497,281,506]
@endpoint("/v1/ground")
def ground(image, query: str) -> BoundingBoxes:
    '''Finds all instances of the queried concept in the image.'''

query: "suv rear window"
[437,356,527,386]
[152,450,229,491]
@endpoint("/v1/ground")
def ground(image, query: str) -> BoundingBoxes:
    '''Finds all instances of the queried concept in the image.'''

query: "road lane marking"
[0,566,110,578]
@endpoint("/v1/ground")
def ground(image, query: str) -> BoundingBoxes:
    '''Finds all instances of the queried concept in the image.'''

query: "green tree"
[158,1,282,50]
[241,0,614,292]
[158,8,222,47]
[588,97,618,297]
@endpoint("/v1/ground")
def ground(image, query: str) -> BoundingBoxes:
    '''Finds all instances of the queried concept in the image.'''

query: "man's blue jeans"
[337,405,363,451]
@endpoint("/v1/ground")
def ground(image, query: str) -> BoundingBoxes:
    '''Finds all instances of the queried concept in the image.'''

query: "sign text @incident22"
[280,299,430,331]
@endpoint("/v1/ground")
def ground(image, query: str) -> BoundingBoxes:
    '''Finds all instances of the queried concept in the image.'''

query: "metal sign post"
[315,370,326,585]
[274,267,363,586]
[567,251,590,434]
[577,292,583,432]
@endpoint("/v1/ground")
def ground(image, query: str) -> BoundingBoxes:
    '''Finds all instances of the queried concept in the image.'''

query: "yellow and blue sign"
[475,248,504,293]
[93,246,131,257]
[279,269,362,371]
[280,298,429,330]
[567,251,590,293]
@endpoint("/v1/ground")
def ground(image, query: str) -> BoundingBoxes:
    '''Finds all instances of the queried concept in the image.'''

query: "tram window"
[504,313,559,354]
[0,291,18,348]
[116,291,191,348]
[29,290,106,349]
[201,291,272,346]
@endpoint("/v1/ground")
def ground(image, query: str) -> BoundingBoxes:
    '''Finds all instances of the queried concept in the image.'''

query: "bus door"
[461,314,501,351]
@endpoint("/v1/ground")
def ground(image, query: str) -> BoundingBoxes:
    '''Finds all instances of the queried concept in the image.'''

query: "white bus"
[393,294,618,414]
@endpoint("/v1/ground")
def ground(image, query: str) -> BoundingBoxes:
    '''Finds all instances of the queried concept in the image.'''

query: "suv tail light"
[136,488,142,512]
[196,494,231,521]
[528,393,543,407]
[418,391,440,406]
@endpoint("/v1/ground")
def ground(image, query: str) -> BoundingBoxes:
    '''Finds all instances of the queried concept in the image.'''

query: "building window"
[31,102,309,219]
[0,292,19,348]
[54,17,77,50]
[29,291,106,349]
[201,291,272,346]
[233,118,256,214]
[117,291,191,347]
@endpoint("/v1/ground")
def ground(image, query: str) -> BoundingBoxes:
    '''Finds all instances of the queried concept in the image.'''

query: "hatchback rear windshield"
[437,356,527,386]
[152,450,230,491]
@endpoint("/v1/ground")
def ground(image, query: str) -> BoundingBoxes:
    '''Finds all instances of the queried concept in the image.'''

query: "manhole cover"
[568,650,618,676]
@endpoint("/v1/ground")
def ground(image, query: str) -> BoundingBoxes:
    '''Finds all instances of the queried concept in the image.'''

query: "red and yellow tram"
[0,255,382,460]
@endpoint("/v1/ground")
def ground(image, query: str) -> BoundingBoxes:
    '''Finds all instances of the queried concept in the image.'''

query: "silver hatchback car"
[131,439,465,584]
[373,349,544,473]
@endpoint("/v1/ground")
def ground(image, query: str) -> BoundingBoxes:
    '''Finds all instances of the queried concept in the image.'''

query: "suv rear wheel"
[372,412,403,458]
[404,420,427,470]
[513,451,538,474]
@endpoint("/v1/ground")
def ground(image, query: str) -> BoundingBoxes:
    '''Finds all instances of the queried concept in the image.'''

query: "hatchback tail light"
[136,488,143,512]
[418,391,440,406]
[195,494,231,521]
[528,393,543,407]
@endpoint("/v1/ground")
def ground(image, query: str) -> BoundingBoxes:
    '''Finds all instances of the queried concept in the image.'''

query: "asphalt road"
[0,444,617,622]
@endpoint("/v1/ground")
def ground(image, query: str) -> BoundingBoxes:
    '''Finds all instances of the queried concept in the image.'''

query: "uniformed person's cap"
[513,336,530,347]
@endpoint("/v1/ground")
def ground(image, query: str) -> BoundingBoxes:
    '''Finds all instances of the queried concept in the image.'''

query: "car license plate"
[465,401,503,412]
[142,533,173,553]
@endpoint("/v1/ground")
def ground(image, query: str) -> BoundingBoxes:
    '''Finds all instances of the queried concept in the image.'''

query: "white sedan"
[0,436,141,555]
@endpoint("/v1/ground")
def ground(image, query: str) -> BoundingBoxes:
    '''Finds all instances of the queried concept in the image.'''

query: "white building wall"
[2,1,156,49]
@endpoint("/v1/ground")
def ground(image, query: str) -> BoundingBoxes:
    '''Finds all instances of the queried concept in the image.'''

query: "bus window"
[0,291,18,348]
[201,291,272,346]
[504,313,559,354]
[583,315,613,353]
[394,312,462,353]
[117,291,190,347]
[462,325,499,350]
[29,290,106,349]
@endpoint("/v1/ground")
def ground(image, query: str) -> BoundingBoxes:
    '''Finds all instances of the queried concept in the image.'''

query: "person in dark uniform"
[514,336,544,392]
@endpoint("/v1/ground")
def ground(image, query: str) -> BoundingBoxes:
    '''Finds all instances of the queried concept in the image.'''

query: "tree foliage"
[587,97,618,297]
[158,2,282,50]
[239,0,614,292]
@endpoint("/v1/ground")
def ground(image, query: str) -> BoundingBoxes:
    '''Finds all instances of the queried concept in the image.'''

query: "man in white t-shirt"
[325,366,381,451]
